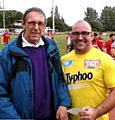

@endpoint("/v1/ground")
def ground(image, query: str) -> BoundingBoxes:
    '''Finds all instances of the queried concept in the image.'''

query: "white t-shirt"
[66,36,71,45]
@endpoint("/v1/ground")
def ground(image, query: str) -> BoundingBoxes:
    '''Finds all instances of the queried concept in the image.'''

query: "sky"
[0,0,115,26]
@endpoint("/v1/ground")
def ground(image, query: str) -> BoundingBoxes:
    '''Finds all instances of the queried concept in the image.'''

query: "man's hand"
[79,106,99,120]
[56,106,68,120]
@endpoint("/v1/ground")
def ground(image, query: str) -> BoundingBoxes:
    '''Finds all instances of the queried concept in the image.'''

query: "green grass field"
[0,34,109,57]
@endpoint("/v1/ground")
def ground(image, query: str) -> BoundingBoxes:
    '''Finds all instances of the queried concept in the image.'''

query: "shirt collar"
[22,32,44,47]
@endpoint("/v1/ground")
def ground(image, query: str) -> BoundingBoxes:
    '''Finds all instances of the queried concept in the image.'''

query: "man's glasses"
[72,31,92,38]
[26,21,45,27]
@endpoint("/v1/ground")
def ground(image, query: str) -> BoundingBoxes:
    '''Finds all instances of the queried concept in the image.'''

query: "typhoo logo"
[66,71,93,85]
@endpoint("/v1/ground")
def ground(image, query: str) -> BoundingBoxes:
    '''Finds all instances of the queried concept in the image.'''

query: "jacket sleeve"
[57,57,72,108]
[52,41,71,109]
[0,52,21,119]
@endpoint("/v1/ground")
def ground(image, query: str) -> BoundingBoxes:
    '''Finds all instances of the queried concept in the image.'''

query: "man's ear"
[91,32,94,40]
[44,23,47,28]
[43,24,47,32]
[21,19,26,29]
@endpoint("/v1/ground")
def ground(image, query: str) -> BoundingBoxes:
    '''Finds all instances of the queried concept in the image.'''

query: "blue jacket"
[0,33,71,119]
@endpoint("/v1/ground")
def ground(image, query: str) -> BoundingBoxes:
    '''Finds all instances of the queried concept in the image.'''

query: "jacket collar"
[9,30,57,58]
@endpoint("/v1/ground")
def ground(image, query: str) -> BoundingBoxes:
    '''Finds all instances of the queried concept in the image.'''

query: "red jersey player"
[46,30,57,43]
[92,33,100,49]
[104,33,115,57]
[97,32,104,51]
[2,29,11,45]
[110,38,115,60]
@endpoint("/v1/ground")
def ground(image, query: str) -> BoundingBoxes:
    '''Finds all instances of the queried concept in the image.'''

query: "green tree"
[100,6,115,31]
[47,6,71,32]
[55,6,60,18]
[0,10,23,28]
[84,7,102,31]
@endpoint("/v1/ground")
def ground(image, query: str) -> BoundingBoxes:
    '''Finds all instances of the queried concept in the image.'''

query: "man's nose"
[77,33,83,39]
[33,23,39,29]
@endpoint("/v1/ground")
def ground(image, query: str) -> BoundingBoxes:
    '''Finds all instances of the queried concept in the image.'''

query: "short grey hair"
[22,7,47,24]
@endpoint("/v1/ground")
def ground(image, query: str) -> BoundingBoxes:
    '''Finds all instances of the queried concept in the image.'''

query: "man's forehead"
[73,25,91,32]
[27,12,45,21]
